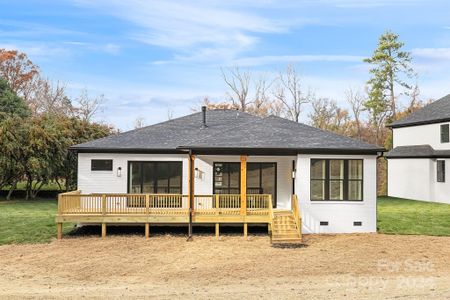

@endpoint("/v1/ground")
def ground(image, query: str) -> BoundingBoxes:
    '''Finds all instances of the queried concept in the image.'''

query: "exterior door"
[213,162,277,207]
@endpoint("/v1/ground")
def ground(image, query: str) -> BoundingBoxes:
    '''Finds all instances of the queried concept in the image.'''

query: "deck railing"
[291,194,302,236]
[57,192,272,217]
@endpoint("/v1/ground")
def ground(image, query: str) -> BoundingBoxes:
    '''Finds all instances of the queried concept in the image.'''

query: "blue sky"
[1,0,450,130]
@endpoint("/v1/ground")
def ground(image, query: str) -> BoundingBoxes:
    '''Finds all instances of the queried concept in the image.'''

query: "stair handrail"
[268,194,275,240]
[291,194,302,237]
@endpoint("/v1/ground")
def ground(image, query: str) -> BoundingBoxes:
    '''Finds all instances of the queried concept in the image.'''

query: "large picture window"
[311,159,363,201]
[128,161,182,194]
[213,162,277,207]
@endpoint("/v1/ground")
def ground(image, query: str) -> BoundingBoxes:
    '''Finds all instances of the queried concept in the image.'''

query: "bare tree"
[167,108,174,120]
[75,89,105,122]
[134,116,146,129]
[275,64,311,122]
[309,97,352,135]
[345,87,365,140]
[32,79,72,115]
[247,74,274,117]
[221,67,251,112]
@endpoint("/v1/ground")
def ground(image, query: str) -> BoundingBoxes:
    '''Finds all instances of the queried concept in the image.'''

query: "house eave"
[388,117,450,129]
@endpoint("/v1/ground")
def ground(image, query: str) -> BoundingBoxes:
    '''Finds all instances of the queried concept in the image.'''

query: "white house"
[57,107,383,242]
[387,94,450,204]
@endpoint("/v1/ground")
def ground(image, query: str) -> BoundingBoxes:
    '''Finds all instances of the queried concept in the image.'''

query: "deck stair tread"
[270,210,302,245]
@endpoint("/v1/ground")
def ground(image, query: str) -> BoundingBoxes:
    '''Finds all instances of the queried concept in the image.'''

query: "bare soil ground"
[0,229,449,299]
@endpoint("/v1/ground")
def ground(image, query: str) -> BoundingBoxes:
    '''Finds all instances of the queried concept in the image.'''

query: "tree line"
[206,31,429,194]
[0,50,114,199]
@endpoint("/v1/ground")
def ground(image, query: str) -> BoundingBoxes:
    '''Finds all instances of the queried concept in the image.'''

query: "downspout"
[187,149,194,241]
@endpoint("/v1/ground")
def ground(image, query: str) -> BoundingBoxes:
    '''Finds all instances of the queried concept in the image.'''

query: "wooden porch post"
[188,152,195,239]
[240,155,247,216]
[57,223,62,240]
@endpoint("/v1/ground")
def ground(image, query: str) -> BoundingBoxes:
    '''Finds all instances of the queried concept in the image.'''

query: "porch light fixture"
[117,167,122,177]
[194,167,204,180]
[292,170,296,179]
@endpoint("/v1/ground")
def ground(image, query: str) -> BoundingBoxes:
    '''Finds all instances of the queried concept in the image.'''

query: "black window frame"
[441,124,450,143]
[127,161,183,194]
[213,162,277,207]
[437,160,446,183]
[91,159,113,171]
[310,159,364,202]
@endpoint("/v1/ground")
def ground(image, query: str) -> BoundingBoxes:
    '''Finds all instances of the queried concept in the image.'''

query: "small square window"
[441,124,449,143]
[91,159,113,171]
[437,160,446,183]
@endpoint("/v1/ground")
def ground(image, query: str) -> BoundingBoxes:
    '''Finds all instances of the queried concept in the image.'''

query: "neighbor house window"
[441,124,449,143]
[91,159,113,171]
[437,160,446,182]
[128,161,182,193]
[310,159,363,201]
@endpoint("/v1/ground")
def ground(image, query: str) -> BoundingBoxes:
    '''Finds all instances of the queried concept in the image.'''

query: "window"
[441,124,450,143]
[91,159,113,171]
[128,162,182,193]
[213,162,277,207]
[247,162,277,207]
[310,159,363,201]
[213,162,240,194]
[437,160,446,182]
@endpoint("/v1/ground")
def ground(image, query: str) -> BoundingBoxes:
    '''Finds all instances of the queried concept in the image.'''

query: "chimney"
[201,106,207,128]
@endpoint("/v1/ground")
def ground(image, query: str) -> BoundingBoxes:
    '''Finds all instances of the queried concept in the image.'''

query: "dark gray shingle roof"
[72,109,383,154]
[389,94,450,128]
[179,115,382,152]
[386,145,450,158]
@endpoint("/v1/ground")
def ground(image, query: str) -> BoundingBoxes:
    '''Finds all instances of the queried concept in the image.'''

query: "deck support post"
[145,223,150,239]
[240,155,247,216]
[57,223,62,240]
[244,223,248,238]
[101,223,106,238]
[215,223,219,239]
[188,152,195,240]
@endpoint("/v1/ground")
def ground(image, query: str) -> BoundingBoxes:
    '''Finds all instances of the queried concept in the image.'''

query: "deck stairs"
[270,210,302,244]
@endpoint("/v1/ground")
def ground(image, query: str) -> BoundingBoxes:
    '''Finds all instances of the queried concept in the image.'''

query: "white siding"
[78,153,295,209]
[77,153,189,194]
[388,158,450,204]
[393,122,450,150]
[78,152,378,233]
[295,154,377,234]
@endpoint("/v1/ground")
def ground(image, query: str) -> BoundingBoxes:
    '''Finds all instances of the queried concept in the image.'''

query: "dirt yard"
[0,231,449,299]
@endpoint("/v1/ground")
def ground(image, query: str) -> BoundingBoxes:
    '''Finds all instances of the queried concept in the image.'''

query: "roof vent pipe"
[201,106,207,128]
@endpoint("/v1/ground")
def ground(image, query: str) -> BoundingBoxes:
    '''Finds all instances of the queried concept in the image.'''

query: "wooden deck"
[56,191,302,242]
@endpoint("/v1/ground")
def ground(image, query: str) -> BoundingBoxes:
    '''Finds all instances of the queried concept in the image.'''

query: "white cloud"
[412,47,450,60]
[73,0,312,64]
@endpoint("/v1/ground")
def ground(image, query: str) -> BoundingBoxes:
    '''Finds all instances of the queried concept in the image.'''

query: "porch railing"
[57,192,272,217]
[291,194,302,236]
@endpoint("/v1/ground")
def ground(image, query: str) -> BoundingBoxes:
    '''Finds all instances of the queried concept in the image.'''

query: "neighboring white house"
[387,94,450,204]
[70,108,383,234]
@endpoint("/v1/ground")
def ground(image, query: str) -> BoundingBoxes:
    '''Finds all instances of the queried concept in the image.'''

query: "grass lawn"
[0,198,73,245]
[0,196,449,246]
[378,196,450,236]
